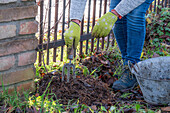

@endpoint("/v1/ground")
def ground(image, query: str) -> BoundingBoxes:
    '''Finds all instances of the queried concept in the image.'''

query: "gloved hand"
[92,12,118,38]
[64,21,80,50]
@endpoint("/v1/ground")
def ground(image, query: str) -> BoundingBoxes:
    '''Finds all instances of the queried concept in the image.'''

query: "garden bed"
[35,50,169,112]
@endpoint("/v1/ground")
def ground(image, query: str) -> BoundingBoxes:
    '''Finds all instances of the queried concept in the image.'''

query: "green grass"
[0,84,161,112]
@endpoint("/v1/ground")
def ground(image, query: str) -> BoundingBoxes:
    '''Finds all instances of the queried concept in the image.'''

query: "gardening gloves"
[64,21,80,57]
[92,12,118,38]
[64,21,80,50]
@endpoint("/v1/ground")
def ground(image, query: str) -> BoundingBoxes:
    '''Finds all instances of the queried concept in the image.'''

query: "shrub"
[145,6,170,42]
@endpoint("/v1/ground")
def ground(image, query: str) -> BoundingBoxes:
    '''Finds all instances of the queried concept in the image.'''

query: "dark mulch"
[38,73,115,105]
[37,50,166,111]
[37,72,161,111]
[37,50,121,106]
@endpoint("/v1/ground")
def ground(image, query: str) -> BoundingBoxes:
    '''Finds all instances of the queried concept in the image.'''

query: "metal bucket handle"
[128,60,140,76]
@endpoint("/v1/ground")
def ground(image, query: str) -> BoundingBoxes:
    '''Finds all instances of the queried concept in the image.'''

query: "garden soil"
[37,51,144,107]
[37,51,165,111]
[38,74,115,105]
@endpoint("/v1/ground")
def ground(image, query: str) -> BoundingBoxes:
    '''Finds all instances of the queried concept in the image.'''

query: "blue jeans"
[109,0,153,65]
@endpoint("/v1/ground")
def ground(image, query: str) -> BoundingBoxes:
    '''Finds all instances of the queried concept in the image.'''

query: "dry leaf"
[91,105,97,110]
[161,106,170,111]
[7,106,14,113]
[152,52,160,58]
[35,93,39,97]
[155,110,161,113]
[62,111,69,113]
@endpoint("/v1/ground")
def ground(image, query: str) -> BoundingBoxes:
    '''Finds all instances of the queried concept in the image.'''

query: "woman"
[64,0,154,91]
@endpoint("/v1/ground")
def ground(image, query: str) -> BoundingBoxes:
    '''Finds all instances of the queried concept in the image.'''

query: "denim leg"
[109,0,127,61]
[113,17,127,61]
[125,0,153,64]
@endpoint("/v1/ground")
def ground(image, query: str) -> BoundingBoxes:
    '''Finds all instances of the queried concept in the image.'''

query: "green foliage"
[100,105,107,112]
[83,66,90,76]
[146,6,170,40]
[120,93,133,98]
[135,103,141,112]
[141,6,170,60]
[90,64,103,76]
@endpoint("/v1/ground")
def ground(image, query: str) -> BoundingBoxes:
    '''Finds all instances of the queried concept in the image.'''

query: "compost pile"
[38,74,115,105]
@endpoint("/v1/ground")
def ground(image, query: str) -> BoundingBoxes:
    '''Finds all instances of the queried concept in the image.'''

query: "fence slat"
[165,0,167,7]
[104,0,107,14]
[97,0,103,51]
[157,0,160,13]
[80,16,84,55]
[91,0,96,52]
[99,0,102,18]
[100,0,108,50]
[154,0,157,12]
[86,0,91,54]
[47,0,52,65]
[106,32,110,49]
[61,0,66,61]
[162,0,164,7]
[39,0,44,64]
[68,0,71,28]
[101,37,104,49]
[53,0,59,62]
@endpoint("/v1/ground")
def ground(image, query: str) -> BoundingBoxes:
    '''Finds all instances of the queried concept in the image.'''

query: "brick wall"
[0,0,38,93]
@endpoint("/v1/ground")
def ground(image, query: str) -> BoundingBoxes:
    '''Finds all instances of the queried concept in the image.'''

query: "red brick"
[0,67,35,86]
[0,25,16,40]
[0,38,38,56]
[0,5,38,22]
[0,0,17,4]
[0,85,15,94]
[0,55,15,71]
[16,80,35,93]
[19,21,38,35]
[18,51,37,66]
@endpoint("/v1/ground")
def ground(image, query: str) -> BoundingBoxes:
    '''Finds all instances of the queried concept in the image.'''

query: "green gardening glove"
[92,12,118,38]
[64,21,80,50]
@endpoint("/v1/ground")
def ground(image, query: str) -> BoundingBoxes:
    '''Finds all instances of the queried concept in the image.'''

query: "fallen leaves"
[81,50,122,86]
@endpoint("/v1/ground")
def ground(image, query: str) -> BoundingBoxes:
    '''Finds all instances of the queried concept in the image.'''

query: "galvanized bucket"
[131,56,170,105]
